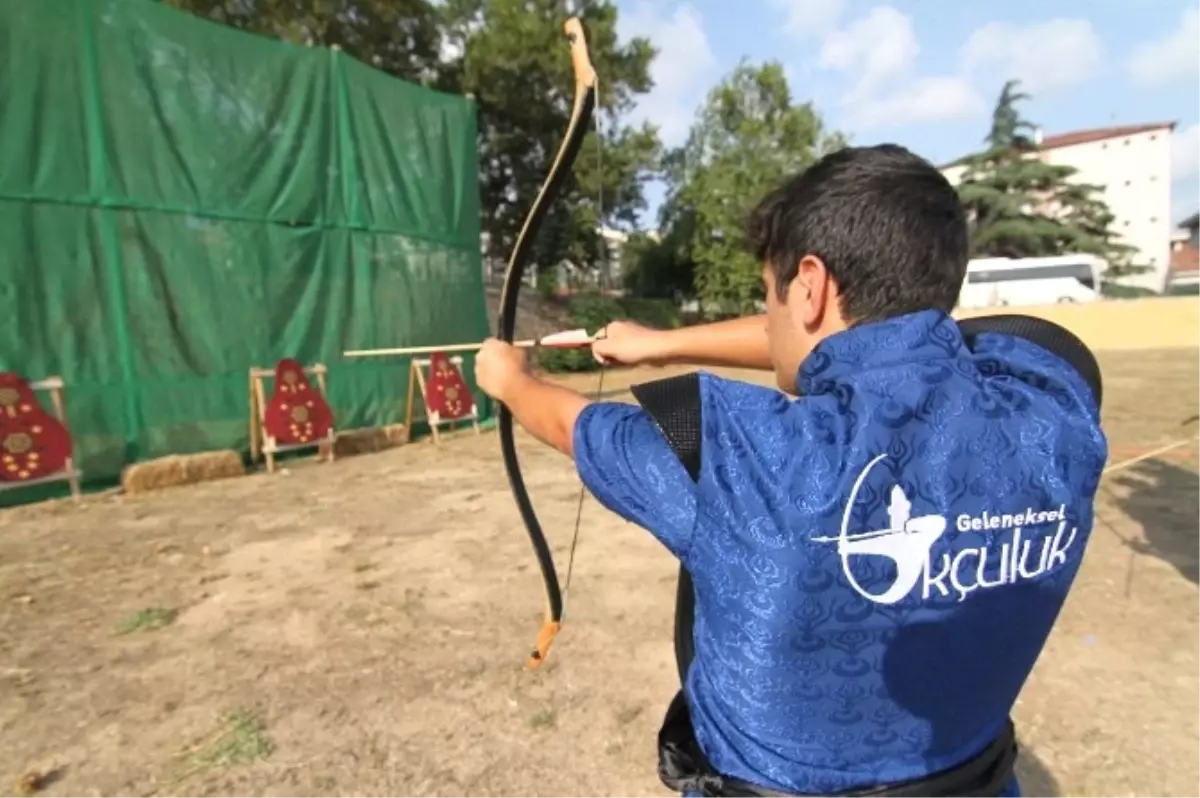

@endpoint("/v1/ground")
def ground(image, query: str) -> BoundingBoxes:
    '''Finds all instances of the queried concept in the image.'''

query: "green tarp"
[0,0,488,496]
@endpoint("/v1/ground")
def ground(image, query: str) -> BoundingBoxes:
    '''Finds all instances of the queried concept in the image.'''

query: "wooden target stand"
[343,329,597,447]
[404,352,480,444]
[248,360,337,473]
[0,374,82,500]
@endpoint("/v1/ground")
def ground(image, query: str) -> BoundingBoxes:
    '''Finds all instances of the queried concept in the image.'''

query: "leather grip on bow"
[496,18,597,670]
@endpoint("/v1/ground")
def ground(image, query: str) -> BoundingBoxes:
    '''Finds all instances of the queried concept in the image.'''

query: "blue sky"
[614,0,1199,227]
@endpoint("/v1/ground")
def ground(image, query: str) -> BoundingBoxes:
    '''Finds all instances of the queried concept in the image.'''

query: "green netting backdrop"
[0,0,490,497]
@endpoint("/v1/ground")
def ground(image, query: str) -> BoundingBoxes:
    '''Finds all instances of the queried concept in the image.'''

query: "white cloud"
[1129,8,1200,86]
[1173,123,1200,181]
[770,6,1112,132]
[767,0,845,39]
[818,6,919,101]
[960,18,1103,94]
[619,3,716,144]
[843,76,986,129]
[773,4,982,130]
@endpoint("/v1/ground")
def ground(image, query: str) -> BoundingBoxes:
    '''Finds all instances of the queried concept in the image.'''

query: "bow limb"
[496,17,597,669]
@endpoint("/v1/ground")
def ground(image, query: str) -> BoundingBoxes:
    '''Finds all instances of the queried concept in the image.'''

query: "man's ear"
[787,255,830,327]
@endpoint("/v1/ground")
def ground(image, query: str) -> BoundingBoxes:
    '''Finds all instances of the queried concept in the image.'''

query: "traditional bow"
[495,17,598,669]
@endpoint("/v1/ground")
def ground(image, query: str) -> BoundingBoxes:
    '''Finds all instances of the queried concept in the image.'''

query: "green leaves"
[166,0,444,82]
[958,80,1148,281]
[648,61,845,317]
[169,0,662,285]
[444,0,659,269]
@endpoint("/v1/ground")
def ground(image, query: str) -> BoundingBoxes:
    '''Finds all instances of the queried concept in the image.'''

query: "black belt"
[657,691,1018,797]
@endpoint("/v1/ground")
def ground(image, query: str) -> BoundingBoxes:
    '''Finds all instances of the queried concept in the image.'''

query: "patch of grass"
[530,707,557,729]
[615,706,643,726]
[172,709,273,783]
[116,607,177,635]
[400,587,425,613]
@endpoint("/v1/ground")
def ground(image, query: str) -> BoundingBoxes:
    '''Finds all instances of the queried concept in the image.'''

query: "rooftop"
[1039,122,1175,150]
[940,121,1177,169]
[1170,242,1198,276]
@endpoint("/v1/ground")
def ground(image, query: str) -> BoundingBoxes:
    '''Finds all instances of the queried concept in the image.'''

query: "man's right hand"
[591,320,673,367]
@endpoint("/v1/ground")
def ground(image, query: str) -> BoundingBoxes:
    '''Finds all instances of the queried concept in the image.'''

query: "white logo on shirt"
[813,454,1080,605]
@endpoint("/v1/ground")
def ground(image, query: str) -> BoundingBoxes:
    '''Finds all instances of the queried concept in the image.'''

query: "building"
[547,227,632,295]
[599,225,630,284]
[941,122,1176,293]
[1168,212,1199,292]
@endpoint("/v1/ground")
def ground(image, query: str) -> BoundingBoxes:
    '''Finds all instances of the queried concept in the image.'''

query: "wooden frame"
[404,355,480,445]
[0,376,82,500]
[248,363,337,473]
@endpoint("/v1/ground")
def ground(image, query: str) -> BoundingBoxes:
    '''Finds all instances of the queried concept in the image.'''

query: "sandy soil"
[1,350,1197,797]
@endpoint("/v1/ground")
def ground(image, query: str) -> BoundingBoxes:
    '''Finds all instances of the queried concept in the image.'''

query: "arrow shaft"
[342,329,594,359]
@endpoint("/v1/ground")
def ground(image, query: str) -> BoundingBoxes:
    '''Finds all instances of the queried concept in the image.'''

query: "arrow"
[342,328,599,359]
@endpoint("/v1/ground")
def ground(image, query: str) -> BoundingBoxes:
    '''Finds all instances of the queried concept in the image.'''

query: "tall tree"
[651,61,846,315]
[985,79,1038,151]
[620,227,695,300]
[165,0,444,83]
[168,0,662,282]
[956,81,1141,280]
[438,0,660,276]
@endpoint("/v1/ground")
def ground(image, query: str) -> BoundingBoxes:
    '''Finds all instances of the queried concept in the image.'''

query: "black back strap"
[630,373,702,685]
[958,314,1103,409]
[629,372,703,481]
[630,314,1103,687]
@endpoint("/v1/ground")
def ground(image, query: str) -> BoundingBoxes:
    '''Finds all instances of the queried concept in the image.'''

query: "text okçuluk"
[815,453,1079,606]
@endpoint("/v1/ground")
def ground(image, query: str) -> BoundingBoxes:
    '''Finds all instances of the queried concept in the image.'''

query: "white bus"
[957,255,1105,309]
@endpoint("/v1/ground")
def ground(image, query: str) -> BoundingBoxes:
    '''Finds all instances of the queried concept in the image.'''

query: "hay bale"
[333,424,409,457]
[121,451,246,494]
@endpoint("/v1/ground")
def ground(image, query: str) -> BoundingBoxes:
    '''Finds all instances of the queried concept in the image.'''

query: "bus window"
[967,263,1097,289]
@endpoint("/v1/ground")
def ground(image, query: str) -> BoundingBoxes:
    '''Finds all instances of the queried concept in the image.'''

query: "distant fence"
[955,297,1199,351]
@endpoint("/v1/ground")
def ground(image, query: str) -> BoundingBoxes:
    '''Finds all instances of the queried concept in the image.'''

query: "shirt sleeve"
[572,401,698,559]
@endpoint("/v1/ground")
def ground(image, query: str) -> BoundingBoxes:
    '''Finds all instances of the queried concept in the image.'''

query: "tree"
[985,80,1038,151]
[438,0,661,274]
[165,0,444,83]
[168,0,663,280]
[620,228,695,300]
[956,80,1142,280]
[650,61,846,315]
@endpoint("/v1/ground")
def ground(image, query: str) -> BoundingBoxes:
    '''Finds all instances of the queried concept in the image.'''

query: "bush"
[1101,282,1156,299]
[535,293,683,373]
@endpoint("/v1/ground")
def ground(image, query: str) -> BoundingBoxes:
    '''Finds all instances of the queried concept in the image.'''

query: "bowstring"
[560,77,607,623]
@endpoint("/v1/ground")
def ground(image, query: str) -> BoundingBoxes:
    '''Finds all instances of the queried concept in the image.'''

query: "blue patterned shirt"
[573,309,1107,794]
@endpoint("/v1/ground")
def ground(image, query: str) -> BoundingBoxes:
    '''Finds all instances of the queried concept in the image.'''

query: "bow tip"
[525,620,562,669]
[562,18,597,90]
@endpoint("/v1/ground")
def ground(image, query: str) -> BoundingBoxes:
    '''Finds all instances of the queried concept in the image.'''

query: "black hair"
[746,144,969,323]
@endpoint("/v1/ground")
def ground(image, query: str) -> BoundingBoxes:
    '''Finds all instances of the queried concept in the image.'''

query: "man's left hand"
[475,338,530,402]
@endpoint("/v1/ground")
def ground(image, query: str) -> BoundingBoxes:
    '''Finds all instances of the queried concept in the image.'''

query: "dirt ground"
[1,350,1197,797]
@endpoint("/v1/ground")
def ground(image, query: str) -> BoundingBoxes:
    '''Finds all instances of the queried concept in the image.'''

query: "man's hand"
[475,338,530,403]
[475,337,590,457]
[592,320,673,367]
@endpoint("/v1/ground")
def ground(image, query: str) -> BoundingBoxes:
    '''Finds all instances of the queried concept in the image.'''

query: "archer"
[476,143,1106,797]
